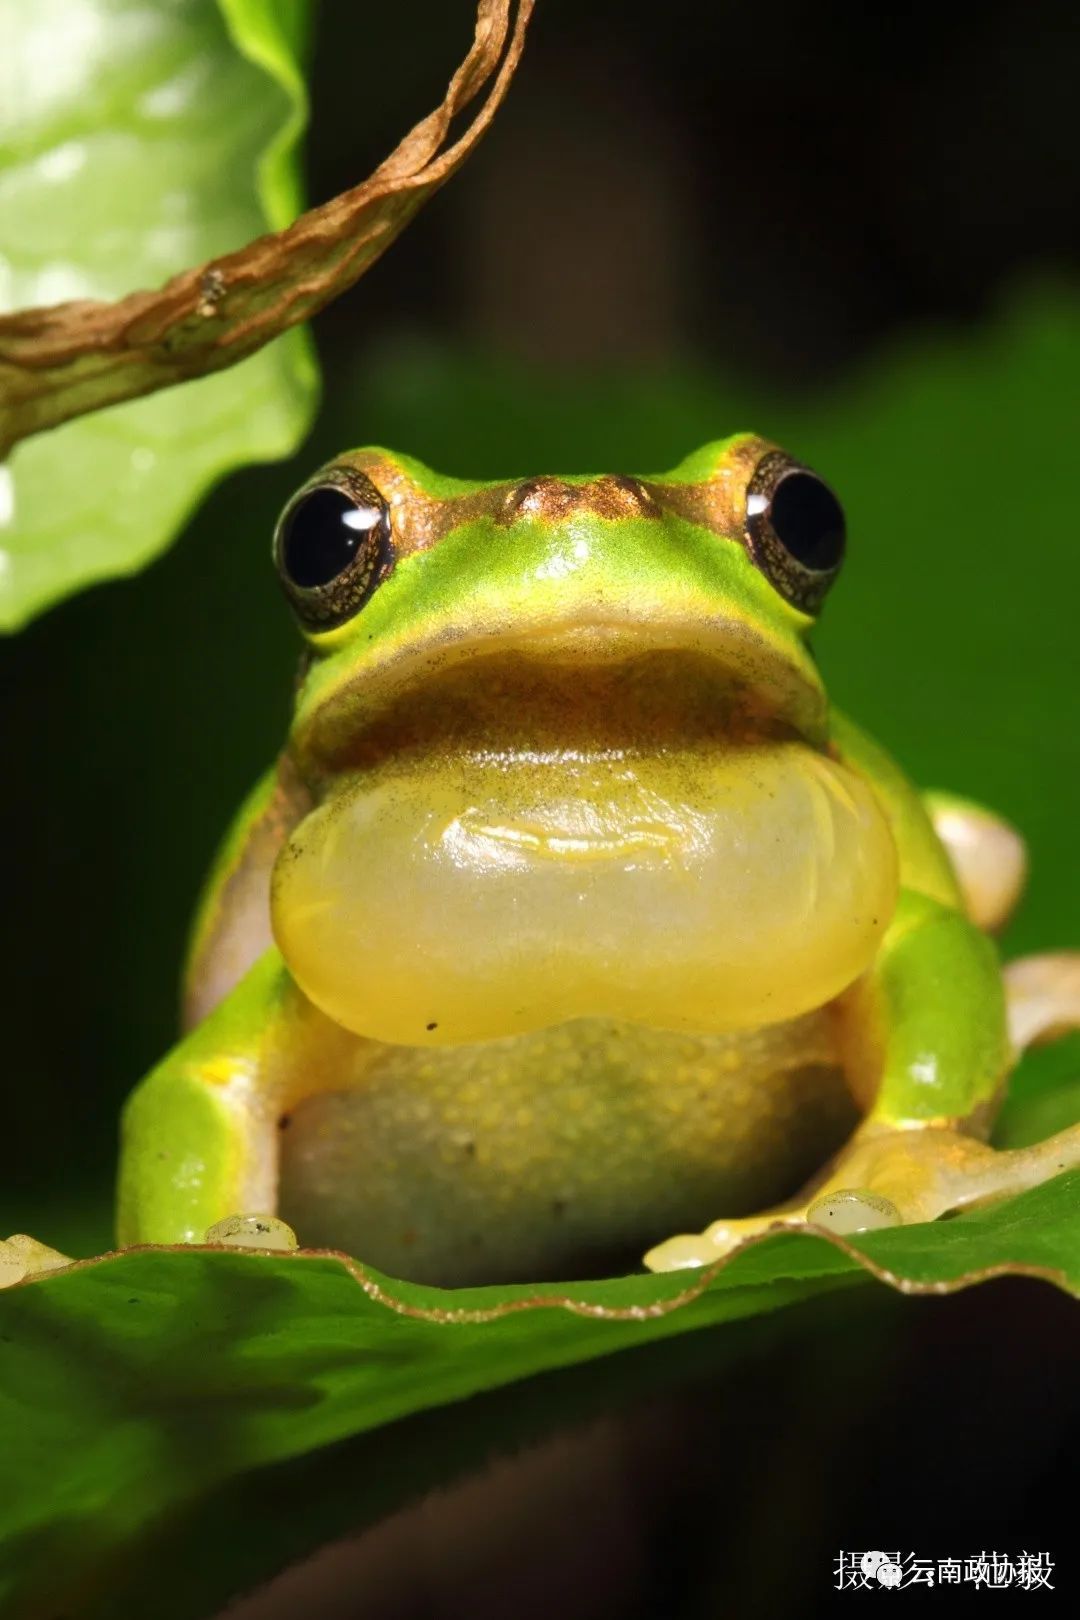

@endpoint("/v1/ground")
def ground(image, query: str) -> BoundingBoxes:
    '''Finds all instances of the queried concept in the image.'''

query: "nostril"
[503,477,576,520]
[603,475,660,517]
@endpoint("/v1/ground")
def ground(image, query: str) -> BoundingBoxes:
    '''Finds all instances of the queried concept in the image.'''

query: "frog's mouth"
[291,616,829,774]
[272,623,899,1047]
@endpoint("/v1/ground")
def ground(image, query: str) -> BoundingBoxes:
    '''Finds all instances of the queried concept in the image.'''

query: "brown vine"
[0,0,534,459]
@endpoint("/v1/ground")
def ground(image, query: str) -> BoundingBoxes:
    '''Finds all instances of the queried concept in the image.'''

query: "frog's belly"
[277,1009,856,1285]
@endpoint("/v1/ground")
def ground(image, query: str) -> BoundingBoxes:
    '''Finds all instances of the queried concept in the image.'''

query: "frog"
[116,435,1080,1286]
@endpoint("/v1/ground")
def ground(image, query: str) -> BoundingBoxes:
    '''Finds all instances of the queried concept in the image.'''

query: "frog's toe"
[643,1232,723,1271]
[1005,951,1080,1050]
[643,1212,806,1272]
[0,1233,72,1287]
[925,794,1027,933]
[804,1188,903,1234]
[204,1213,299,1252]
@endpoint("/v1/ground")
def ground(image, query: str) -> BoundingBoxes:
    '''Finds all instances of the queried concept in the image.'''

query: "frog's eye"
[744,451,845,613]
[274,473,393,631]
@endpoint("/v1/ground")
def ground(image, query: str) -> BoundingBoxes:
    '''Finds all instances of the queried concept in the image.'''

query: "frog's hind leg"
[1004,951,1080,1049]
[923,791,1028,933]
[182,754,312,1031]
[646,951,1080,1274]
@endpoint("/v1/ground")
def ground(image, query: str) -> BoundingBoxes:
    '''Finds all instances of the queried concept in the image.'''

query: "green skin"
[118,433,1058,1284]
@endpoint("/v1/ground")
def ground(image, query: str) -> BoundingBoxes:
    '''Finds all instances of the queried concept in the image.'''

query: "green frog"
[116,435,1080,1285]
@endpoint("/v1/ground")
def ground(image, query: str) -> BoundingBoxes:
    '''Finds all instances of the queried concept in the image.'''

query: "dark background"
[2,0,1079,1612]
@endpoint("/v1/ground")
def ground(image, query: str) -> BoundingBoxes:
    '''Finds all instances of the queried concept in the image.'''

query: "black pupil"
[281,487,384,589]
[769,472,846,571]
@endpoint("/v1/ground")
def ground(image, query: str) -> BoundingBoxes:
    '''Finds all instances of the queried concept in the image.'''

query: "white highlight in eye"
[342,504,383,533]
[746,491,769,517]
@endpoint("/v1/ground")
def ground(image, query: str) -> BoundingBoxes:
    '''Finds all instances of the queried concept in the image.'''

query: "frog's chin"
[294,630,829,777]
[270,739,899,1047]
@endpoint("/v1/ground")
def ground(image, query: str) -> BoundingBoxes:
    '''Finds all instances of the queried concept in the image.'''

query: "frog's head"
[270,435,898,1046]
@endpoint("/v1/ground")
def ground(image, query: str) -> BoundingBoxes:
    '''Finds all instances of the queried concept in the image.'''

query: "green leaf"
[1,1171,1078,1618]
[0,0,317,631]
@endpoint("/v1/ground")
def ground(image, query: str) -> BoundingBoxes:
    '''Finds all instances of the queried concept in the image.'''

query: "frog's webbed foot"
[646,950,1080,1274]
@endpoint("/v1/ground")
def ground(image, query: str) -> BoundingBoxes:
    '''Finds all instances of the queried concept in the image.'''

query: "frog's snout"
[501,474,660,524]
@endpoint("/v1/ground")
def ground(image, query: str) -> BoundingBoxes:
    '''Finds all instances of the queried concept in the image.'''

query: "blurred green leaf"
[0,0,317,630]
[1,1172,1078,1617]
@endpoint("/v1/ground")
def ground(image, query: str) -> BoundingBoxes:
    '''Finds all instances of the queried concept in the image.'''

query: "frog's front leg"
[646,894,1080,1272]
[117,951,353,1247]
